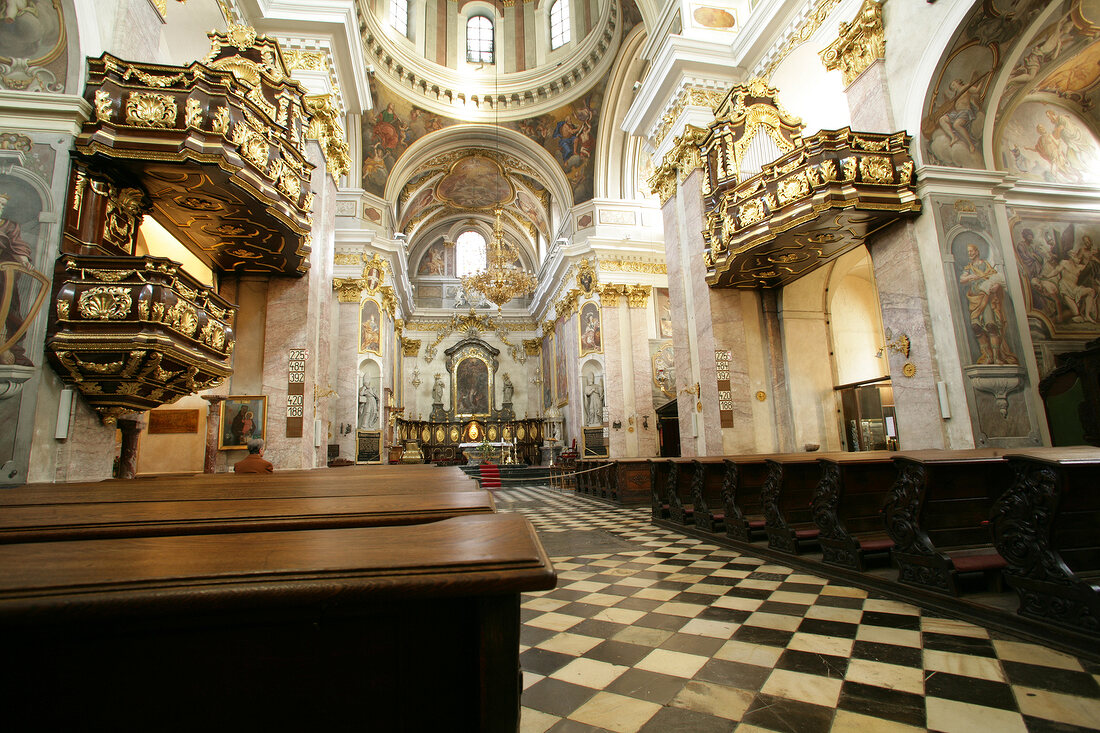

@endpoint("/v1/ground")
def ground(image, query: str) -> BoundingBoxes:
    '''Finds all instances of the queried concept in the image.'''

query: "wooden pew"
[609,458,654,506]
[0,513,554,731]
[648,458,673,519]
[722,456,771,542]
[885,450,1010,596]
[762,455,826,554]
[0,465,479,507]
[690,458,728,533]
[0,491,497,544]
[992,447,1100,634]
[812,451,898,571]
[667,458,698,525]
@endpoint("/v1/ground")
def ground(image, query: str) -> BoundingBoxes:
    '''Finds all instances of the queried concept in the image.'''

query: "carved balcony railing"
[45,255,236,424]
[702,128,920,288]
[73,25,315,275]
[694,79,920,289]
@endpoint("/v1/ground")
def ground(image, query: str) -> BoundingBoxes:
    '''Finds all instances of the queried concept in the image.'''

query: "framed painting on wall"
[655,287,673,338]
[555,317,569,406]
[579,301,602,355]
[360,298,381,354]
[219,395,267,450]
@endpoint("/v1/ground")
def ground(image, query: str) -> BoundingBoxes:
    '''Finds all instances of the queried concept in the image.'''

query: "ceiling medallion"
[460,207,537,311]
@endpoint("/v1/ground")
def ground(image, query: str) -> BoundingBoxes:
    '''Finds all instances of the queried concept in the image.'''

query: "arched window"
[456,230,487,276]
[550,0,570,50]
[390,0,408,37]
[466,15,494,64]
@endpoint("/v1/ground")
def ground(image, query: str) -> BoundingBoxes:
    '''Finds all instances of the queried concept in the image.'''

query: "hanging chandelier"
[461,206,537,310]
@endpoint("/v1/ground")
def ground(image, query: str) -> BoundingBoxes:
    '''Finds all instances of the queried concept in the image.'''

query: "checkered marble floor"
[495,486,1100,733]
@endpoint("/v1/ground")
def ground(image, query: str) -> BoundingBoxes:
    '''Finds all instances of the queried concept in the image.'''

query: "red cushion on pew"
[794,528,820,539]
[950,553,1006,572]
[748,520,766,529]
[858,538,894,552]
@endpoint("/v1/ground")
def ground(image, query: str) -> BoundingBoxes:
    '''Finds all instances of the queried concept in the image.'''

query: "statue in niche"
[358,377,379,430]
[502,372,514,404]
[432,373,444,404]
[584,375,604,426]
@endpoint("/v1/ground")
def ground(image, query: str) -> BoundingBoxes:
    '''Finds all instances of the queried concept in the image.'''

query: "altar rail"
[395,418,544,465]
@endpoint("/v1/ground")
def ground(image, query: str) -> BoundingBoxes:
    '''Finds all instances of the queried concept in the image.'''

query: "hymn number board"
[287,348,308,438]
[716,350,734,428]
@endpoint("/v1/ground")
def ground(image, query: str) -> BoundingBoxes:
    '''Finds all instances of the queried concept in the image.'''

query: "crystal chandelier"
[461,206,537,310]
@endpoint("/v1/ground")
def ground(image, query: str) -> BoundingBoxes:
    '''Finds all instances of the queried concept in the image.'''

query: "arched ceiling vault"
[386,124,574,275]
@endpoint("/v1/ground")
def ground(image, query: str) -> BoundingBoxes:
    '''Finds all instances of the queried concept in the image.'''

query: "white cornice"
[915,165,1100,212]
[621,35,741,143]
[359,0,620,121]
[0,93,90,135]
[239,0,372,112]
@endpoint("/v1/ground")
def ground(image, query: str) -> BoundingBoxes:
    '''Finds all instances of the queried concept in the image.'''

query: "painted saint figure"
[959,243,1017,365]
[0,191,35,365]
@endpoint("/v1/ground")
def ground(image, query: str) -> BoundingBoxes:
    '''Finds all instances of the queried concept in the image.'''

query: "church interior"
[1,0,1100,729]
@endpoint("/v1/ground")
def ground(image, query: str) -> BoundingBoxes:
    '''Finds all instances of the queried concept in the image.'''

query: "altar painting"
[579,301,601,355]
[555,317,569,405]
[454,356,490,417]
[360,299,381,354]
[541,332,553,410]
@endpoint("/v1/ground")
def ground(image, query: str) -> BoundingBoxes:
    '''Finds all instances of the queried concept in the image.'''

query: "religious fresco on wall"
[399,187,436,232]
[555,317,569,405]
[953,233,1019,366]
[515,83,605,204]
[578,301,601,356]
[514,188,548,238]
[0,172,49,369]
[997,102,1100,183]
[1008,208,1100,341]
[360,80,455,195]
[541,332,553,410]
[1035,38,1100,109]
[416,240,452,276]
[920,0,1050,168]
[359,298,381,355]
[0,0,67,93]
[692,6,736,30]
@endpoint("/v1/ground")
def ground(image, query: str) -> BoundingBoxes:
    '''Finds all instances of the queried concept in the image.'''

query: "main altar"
[394,417,545,465]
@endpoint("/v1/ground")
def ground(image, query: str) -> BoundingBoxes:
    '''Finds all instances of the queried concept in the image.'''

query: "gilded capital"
[333,277,366,302]
[304,93,352,179]
[401,337,421,356]
[523,338,541,355]
[599,284,626,307]
[648,125,708,205]
[820,0,886,87]
[626,285,652,309]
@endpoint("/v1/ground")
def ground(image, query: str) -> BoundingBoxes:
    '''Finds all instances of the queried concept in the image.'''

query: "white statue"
[358,378,379,429]
[502,373,514,404]
[584,375,604,426]
[432,374,445,403]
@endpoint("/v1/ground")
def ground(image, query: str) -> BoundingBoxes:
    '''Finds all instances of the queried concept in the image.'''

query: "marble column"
[201,394,227,473]
[116,416,145,480]
[844,59,948,449]
[600,288,628,457]
[335,298,362,459]
[628,286,658,457]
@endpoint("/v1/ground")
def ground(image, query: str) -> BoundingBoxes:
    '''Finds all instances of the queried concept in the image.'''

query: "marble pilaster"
[628,294,658,457]
[116,416,145,479]
[868,222,947,449]
[601,298,628,457]
[336,299,361,459]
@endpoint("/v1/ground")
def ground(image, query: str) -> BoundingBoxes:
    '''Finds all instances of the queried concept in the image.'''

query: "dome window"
[466,15,494,64]
[456,230,487,276]
[390,0,408,38]
[550,1,570,50]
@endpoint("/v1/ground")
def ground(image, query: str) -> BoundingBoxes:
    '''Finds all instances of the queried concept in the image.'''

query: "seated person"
[234,438,273,474]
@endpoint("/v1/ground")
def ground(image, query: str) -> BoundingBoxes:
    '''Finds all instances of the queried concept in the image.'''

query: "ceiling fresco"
[922,0,1100,171]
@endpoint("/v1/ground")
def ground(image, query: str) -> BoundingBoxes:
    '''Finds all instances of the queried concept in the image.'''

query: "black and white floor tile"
[495,486,1100,733]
